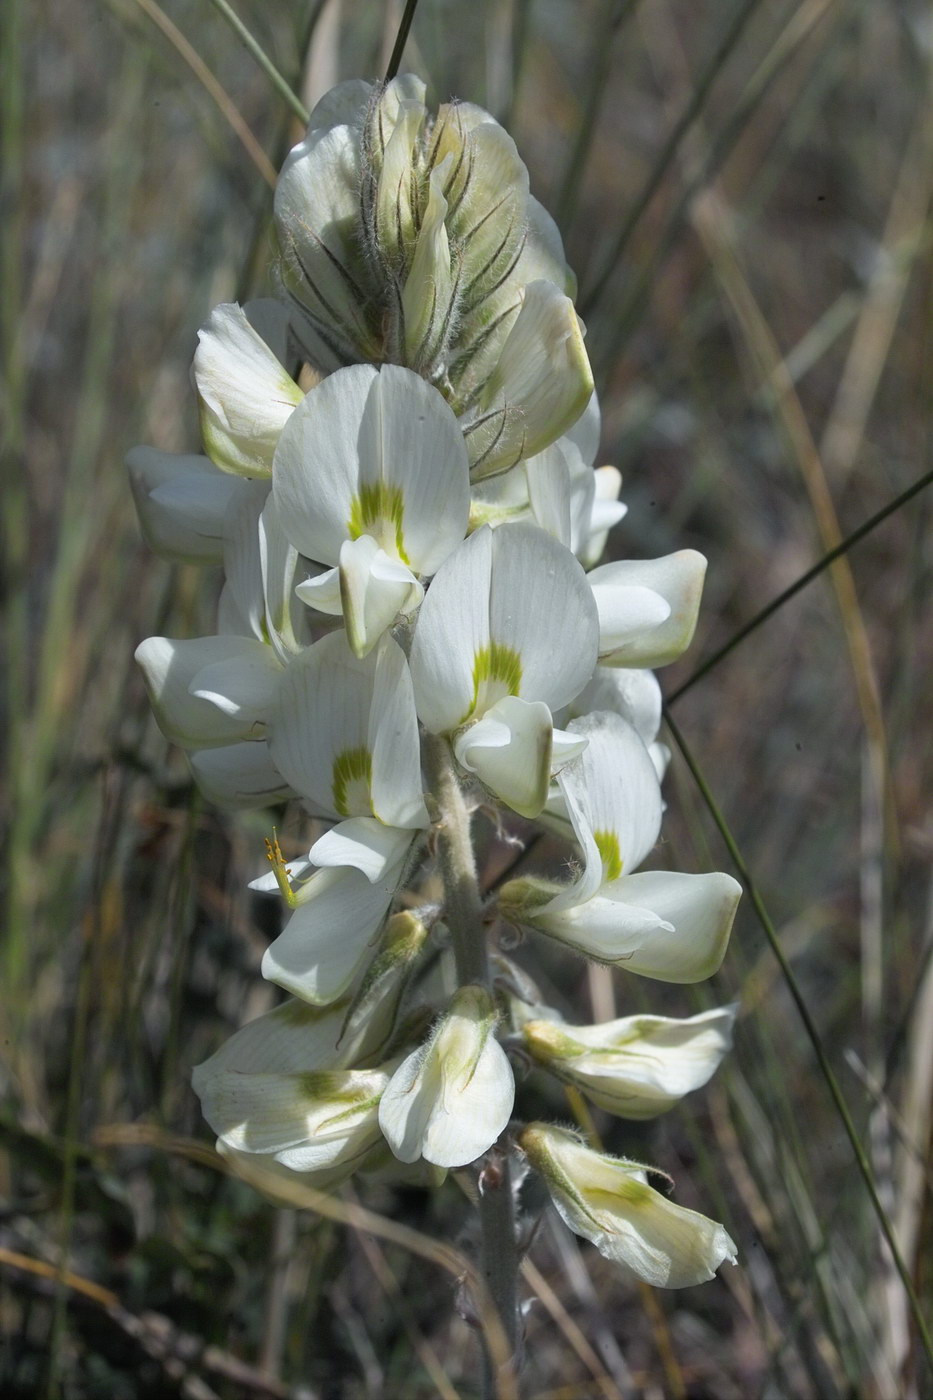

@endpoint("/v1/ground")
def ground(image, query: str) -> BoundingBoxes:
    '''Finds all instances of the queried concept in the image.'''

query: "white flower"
[409,522,598,816]
[195,1062,388,1175]
[268,630,427,830]
[135,634,284,749]
[273,363,471,656]
[193,301,303,477]
[125,447,245,564]
[378,985,514,1168]
[588,550,707,667]
[519,1124,737,1287]
[521,1005,736,1117]
[499,711,741,981]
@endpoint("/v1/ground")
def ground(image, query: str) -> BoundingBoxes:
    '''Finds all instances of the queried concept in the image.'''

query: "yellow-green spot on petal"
[468,640,522,719]
[594,829,623,882]
[348,482,409,563]
[332,746,373,817]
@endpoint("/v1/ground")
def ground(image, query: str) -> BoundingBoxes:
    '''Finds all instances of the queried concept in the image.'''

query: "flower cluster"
[131,77,740,1290]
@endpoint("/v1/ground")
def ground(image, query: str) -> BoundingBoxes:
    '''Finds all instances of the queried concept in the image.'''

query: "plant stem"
[423,734,521,1394]
[424,734,489,989]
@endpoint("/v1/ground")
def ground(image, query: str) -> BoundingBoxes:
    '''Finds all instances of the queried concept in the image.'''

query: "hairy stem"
[423,734,521,1393]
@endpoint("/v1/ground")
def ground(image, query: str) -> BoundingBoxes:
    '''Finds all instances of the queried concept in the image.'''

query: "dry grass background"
[2,0,932,1396]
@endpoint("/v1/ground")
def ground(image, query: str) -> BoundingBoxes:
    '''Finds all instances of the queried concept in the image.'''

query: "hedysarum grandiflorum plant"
[130,74,740,1390]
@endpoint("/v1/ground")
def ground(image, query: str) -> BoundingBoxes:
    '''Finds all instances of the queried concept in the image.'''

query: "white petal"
[570,668,662,747]
[597,870,741,982]
[340,534,422,658]
[467,281,594,478]
[243,297,292,368]
[550,726,588,771]
[221,479,271,642]
[126,447,243,563]
[522,1127,737,1288]
[580,466,626,569]
[295,566,343,615]
[523,439,572,545]
[486,524,599,712]
[591,583,671,652]
[309,817,414,882]
[275,123,375,367]
[559,711,663,876]
[525,1006,736,1117]
[378,989,515,1168]
[136,635,280,748]
[194,303,303,476]
[192,1000,349,1087]
[589,552,707,667]
[454,696,553,818]
[409,526,494,732]
[190,646,284,723]
[420,1034,513,1168]
[269,632,425,828]
[189,742,291,809]
[272,364,470,574]
[261,864,399,1004]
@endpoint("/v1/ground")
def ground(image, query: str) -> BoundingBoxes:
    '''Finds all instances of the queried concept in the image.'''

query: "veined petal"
[295,566,343,615]
[194,303,303,477]
[192,999,351,1087]
[409,524,599,733]
[272,363,470,574]
[570,668,663,748]
[531,870,739,982]
[275,123,375,367]
[221,479,271,642]
[126,447,243,563]
[309,817,415,883]
[189,646,284,723]
[467,281,594,479]
[522,1005,736,1118]
[581,465,626,569]
[454,696,553,818]
[519,1125,737,1288]
[559,711,663,877]
[269,632,425,827]
[589,552,707,667]
[262,864,401,1004]
[340,534,423,658]
[189,742,292,809]
[136,635,280,748]
[197,1065,387,1172]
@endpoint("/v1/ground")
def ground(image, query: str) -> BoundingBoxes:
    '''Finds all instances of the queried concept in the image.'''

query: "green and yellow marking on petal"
[468,640,522,719]
[332,746,373,816]
[593,829,623,882]
[348,482,409,563]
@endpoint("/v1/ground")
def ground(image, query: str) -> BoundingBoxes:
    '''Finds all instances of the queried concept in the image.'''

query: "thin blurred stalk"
[1,0,28,1002]
[668,466,933,702]
[553,0,642,233]
[579,0,770,317]
[384,0,421,83]
[205,0,310,123]
[663,710,933,1384]
[591,0,841,374]
[125,0,277,184]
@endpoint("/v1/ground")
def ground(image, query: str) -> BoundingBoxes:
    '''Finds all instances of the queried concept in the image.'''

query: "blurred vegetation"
[2,0,932,1395]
